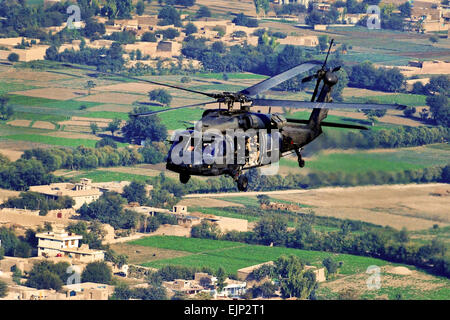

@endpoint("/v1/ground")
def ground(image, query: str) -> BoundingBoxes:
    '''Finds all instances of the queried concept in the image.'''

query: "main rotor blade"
[61,63,217,99]
[286,118,368,130]
[131,101,217,117]
[251,99,407,110]
[238,61,322,97]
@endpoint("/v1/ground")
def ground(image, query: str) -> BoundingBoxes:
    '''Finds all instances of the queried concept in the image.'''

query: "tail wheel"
[237,175,248,192]
[180,173,190,184]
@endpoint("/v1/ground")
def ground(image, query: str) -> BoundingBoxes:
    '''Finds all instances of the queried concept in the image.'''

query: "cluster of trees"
[0,227,35,259]
[1,191,74,216]
[148,89,172,106]
[0,96,14,120]
[113,283,168,300]
[273,3,306,16]
[348,61,404,92]
[25,260,113,291]
[77,181,179,230]
[45,41,125,72]
[307,126,449,151]
[248,255,318,299]
[306,3,340,26]
[122,106,168,145]
[0,156,57,191]
[158,6,182,27]
[232,13,259,28]
[0,0,67,37]
[410,75,450,127]
[22,146,144,171]
[181,34,342,92]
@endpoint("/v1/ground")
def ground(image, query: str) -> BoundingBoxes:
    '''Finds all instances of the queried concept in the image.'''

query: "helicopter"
[63,40,406,191]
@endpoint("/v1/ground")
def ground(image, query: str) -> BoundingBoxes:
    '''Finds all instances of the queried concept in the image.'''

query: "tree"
[191,220,220,239]
[95,137,118,148]
[426,95,449,126]
[196,6,211,18]
[158,6,181,27]
[322,257,339,277]
[253,0,270,17]
[141,32,156,43]
[426,75,450,95]
[363,108,386,126]
[136,0,145,15]
[122,181,148,205]
[106,118,121,136]
[26,261,69,290]
[148,89,172,106]
[0,95,13,120]
[81,261,112,284]
[0,280,7,298]
[85,80,96,95]
[216,267,226,293]
[317,35,329,52]
[184,22,197,36]
[7,53,19,62]
[254,216,288,246]
[403,106,416,118]
[90,122,99,135]
[398,1,412,17]
[275,255,317,299]
[122,106,167,144]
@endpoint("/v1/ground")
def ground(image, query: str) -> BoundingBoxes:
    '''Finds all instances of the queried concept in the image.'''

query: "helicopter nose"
[325,71,338,85]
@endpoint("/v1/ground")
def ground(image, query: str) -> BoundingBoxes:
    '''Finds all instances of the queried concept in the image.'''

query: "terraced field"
[115,235,450,299]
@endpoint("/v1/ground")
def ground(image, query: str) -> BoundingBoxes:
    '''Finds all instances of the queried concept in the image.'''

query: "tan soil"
[2,69,69,82]
[269,184,450,230]
[7,120,31,127]
[71,116,112,122]
[32,121,55,130]
[88,104,133,113]
[76,92,146,104]
[42,131,101,140]
[179,197,245,208]
[0,189,20,204]
[0,149,23,161]
[321,265,447,298]
[187,184,450,230]
[110,243,190,265]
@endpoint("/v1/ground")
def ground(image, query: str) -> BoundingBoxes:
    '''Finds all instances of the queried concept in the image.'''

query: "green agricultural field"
[12,112,69,122]
[131,236,394,275]
[0,81,38,95]
[8,95,102,111]
[73,169,153,183]
[85,111,129,121]
[3,134,99,148]
[130,236,242,253]
[280,146,450,174]
[194,73,268,80]
[191,207,261,223]
[84,107,204,130]
[346,94,427,107]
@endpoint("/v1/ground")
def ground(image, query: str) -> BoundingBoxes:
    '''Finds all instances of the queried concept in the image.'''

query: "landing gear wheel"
[298,159,305,168]
[295,147,305,168]
[237,175,248,192]
[179,173,190,184]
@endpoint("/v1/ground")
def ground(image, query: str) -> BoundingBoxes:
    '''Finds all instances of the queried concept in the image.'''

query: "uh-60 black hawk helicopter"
[64,40,406,191]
